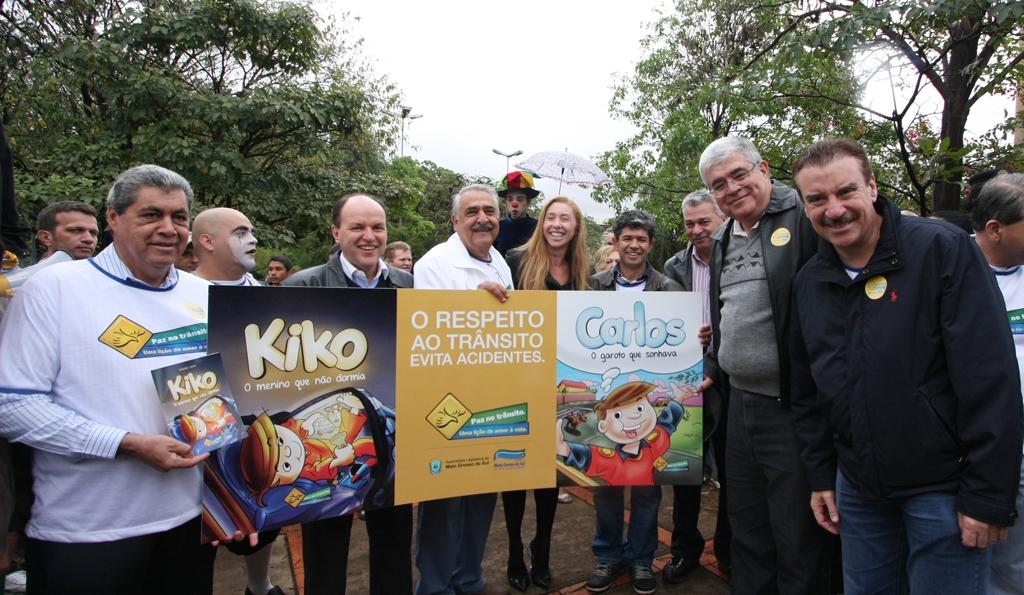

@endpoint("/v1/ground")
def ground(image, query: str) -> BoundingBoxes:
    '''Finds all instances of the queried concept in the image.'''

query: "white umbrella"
[515,150,612,193]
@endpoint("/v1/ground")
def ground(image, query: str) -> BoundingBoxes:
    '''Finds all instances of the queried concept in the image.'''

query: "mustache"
[824,213,855,227]
[470,222,495,232]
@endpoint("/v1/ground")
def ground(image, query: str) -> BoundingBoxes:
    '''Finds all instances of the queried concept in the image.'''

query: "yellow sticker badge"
[98,315,153,358]
[864,275,887,300]
[770,227,792,246]
[184,302,207,320]
[427,393,473,440]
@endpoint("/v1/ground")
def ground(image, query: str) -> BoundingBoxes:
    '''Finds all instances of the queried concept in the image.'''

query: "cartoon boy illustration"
[240,402,376,506]
[556,381,687,485]
[177,396,236,445]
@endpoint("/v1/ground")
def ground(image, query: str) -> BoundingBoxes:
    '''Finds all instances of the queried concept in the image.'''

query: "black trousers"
[301,504,413,595]
[726,386,830,595]
[671,401,731,565]
[501,488,558,567]
[26,515,215,595]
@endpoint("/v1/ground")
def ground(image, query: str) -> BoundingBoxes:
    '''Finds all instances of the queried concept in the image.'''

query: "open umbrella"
[515,150,611,193]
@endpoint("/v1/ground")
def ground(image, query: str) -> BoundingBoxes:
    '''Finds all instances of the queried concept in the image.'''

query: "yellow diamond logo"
[426,393,473,440]
[284,487,305,508]
[98,315,152,359]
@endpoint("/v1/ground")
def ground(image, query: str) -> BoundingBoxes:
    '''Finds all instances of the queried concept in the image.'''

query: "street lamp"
[492,148,523,173]
[399,106,422,157]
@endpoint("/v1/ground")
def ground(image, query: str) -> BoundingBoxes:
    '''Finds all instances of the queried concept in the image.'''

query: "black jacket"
[790,196,1023,526]
[705,182,817,407]
[283,253,413,289]
[664,245,696,291]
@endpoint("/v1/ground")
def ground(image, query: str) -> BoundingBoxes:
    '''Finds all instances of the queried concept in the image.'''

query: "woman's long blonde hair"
[512,196,590,290]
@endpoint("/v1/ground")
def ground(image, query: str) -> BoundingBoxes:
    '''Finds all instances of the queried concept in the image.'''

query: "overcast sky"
[325,0,665,221]
[323,1,1015,224]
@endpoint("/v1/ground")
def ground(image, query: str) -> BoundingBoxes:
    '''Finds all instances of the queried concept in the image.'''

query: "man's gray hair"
[451,183,499,217]
[698,136,762,186]
[971,172,1024,231]
[106,164,194,214]
[682,189,724,218]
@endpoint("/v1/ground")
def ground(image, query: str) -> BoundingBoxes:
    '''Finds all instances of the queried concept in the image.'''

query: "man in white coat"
[413,183,511,595]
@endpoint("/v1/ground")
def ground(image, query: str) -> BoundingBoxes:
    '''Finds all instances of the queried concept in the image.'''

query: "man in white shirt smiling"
[0,164,217,595]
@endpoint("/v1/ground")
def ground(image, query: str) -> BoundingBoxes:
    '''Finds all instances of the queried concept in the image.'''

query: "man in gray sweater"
[700,137,828,594]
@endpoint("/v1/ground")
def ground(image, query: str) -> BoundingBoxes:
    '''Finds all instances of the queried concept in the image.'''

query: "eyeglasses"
[708,162,758,194]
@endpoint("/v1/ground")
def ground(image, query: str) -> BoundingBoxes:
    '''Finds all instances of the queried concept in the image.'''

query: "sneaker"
[557,491,573,503]
[586,561,624,592]
[662,556,699,584]
[631,564,656,594]
[5,570,27,593]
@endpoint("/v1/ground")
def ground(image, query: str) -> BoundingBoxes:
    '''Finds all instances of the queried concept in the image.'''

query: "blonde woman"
[593,244,619,273]
[503,196,590,591]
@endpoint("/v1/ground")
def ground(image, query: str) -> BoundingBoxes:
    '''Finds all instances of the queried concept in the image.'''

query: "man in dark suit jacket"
[285,193,413,595]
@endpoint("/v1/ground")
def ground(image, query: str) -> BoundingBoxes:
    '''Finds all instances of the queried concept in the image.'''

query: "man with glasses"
[699,137,829,594]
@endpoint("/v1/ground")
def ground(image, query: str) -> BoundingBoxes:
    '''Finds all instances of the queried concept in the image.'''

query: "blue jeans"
[836,470,992,595]
[990,456,1024,594]
[415,493,496,595]
[592,485,661,566]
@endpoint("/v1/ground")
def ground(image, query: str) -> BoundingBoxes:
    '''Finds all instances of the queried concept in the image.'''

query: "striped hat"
[496,171,540,198]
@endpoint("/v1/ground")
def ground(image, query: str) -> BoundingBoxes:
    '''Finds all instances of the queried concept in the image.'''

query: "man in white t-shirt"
[193,207,261,286]
[414,183,511,595]
[0,165,219,595]
[972,172,1024,595]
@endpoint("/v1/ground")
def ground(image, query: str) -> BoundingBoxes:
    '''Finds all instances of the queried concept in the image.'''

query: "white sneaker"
[5,569,27,593]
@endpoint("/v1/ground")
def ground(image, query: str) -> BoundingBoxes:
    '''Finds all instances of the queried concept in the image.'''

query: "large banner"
[201,286,702,540]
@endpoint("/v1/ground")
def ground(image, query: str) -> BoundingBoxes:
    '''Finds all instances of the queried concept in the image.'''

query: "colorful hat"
[496,171,540,199]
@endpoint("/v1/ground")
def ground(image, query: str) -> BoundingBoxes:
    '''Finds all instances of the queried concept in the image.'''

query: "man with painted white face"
[585,210,682,595]
[789,139,1022,594]
[699,136,828,594]
[192,207,283,595]
[285,193,414,595]
[0,165,217,594]
[193,207,261,286]
[414,183,511,595]
[663,190,731,583]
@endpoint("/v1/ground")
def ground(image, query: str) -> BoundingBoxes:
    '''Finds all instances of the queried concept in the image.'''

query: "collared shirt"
[339,254,388,288]
[690,249,711,325]
[614,264,648,292]
[92,244,178,289]
[731,218,761,238]
[208,273,261,286]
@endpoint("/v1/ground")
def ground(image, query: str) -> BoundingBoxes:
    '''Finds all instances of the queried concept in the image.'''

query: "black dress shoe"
[530,564,552,590]
[662,556,699,584]
[507,558,529,592]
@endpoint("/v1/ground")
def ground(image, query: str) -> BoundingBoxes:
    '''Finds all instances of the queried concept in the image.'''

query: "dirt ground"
[212,484,730,595]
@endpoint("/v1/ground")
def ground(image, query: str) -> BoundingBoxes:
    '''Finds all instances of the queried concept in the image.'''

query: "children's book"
[152,353,244,455]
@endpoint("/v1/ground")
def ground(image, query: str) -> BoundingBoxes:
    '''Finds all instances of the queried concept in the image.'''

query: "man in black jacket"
[790,139,1022,594]
[663,190,731,583]
[699,136,828,594]
[285,193,413,595]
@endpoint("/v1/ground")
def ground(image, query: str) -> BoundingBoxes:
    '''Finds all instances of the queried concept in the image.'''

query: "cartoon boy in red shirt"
[556,381,686,485]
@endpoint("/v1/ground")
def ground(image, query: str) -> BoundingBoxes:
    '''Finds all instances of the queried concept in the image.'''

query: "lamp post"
[491,148,523,174]
[399,106,422,157]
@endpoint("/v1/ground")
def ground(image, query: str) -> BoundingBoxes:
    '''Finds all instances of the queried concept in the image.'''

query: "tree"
[756,0,1024,211]
[596,0,861,265]
[1,0,400,256]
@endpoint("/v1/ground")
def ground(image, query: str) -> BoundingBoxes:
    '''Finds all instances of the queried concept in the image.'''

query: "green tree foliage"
[0,0,470,267]
[743,0,1023,211]
[595,0,862,266]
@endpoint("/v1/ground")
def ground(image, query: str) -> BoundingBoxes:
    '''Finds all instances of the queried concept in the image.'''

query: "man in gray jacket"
[700,136,828,594]
[285,193,413,595]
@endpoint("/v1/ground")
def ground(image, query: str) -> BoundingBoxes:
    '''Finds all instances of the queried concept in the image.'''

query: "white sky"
[326,0,667,221]
[322,1,1016,223]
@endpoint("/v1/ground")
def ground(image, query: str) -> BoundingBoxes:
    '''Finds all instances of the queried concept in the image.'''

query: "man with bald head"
[192,207,260,286]
[285,193,414,595]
